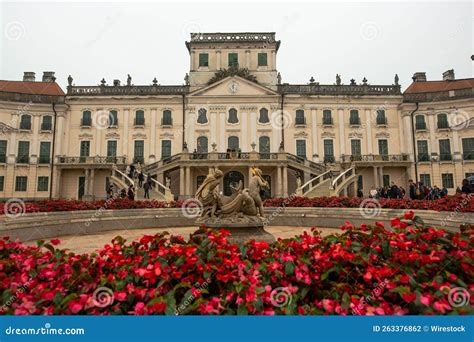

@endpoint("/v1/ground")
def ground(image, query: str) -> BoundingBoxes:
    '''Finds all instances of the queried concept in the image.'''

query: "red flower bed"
[1,195,473,216]
[0,213,472,315]
[263,195,474,212]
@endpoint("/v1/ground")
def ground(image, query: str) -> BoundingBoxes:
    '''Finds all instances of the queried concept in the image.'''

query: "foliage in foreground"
[0,212,472,315]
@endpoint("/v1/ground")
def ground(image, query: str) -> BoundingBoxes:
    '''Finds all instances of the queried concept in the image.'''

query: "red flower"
[403,211,415,220]
[50,239,60,246]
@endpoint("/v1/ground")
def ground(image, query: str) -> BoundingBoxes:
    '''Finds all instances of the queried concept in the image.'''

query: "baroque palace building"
[0,32,473,201]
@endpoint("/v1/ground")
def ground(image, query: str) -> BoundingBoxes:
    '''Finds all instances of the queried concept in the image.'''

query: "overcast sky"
[1,1,472,90]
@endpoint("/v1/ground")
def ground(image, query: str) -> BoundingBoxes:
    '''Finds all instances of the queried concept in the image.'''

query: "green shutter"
[199,53,209,67]
[351,140,361,156]
[228,53,238,67]
[17,141,30,163]
[161,140,172,158]
[378,139,388,155]
[296,140,306,158]
[0,140,7,163]
[258,53,267,66]
[15,176,27,192]
[80,141,90,157]
[37,176,49,191]
[39,142,51,164]
[0,176,4,191]
[134,140,144,163]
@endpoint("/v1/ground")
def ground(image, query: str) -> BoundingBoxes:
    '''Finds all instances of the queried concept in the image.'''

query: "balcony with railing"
[463,152,474,161]
[322,117,334,126]
[376,117,387,126]
[57,156,127,167]
[341,154,410,165]
[0,155,6,163]
[415,122,427,130]
[81,118,92,127]
[68,85,188,96]
[16,156,29,164]
[417,153,430,162]
[38,156,50,164]
[439,153,453,161]
[279,83,402,96]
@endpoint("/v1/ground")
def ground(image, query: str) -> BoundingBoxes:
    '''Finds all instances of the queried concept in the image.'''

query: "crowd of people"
[106,162,154,200]
[362,178,473,200]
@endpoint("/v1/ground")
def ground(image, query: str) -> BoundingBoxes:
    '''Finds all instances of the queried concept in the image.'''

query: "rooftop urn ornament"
[183,141,188,151]
[100,78,106,86]
[394,74,399,86]
[350,78,356,85]
[184,73,190,86]
[309,76,316,85]
[127,74,132,86]
[211,142,217,152]
[152,77,158,86]
[67,75,73,87]
[336,74,341,85]
[251,142,256,151]
[362,77,368,85]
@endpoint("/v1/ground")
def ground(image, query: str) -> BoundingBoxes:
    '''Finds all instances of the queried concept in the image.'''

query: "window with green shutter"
[349,110,360,125]
[134,140,144,163]
[323,139,334,163]
[462,138,474,160]
[351,139,361,157]
[81,111,92,126]
[417,140,429,161]
[17,141,30,163]
[295,110,305,125]
[109,110,118,127]
[228,136,239,150]
[322,110,333,125]
[376,110,387,125]
[80,141,90,163]
[15,176,27,192]
[41,116,52,131]
[199,53,209,67]
[228,53,238,67]
[0,176,4,191]
[135,110,145,126]
[420,174,431,187]
[0,140,7,163]
[162,110,172,126]
[442,173,454,188]
[20,115,31,130]
[378,139,388,156]
[437,113,449,129]
[37,176,49,192]
[258,53,267,66]
[39,142,51,164]
[161,140,172,158]
[439,139,452,161]
[296,140,306,158]
[383,175,390,187]
[415,115,427,130]
[107,140,117,162]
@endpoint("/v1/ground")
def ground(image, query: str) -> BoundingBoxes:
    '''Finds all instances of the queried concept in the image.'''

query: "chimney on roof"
[412,72,427,82]
[23,72,35,82]
[442,69,455,81]
[42,71,56,82]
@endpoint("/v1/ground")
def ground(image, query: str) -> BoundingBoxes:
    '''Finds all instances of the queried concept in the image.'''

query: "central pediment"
[189,76,279,97]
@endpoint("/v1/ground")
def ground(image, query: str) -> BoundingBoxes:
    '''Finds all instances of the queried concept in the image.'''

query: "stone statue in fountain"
[194,166,270,228]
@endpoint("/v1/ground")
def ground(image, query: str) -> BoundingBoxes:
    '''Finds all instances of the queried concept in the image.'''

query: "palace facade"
[0,32,473,201]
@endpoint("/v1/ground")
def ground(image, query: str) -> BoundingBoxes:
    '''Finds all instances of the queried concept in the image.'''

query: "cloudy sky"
[1,1,472,90]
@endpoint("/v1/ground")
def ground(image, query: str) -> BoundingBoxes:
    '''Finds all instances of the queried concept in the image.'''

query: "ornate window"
[38,141,51,164]
[19,114,31,130]
[228,136,239,150]
[349,110,360,125]
[462,138,474,160]
[323,140,334,163]
[322,110,333,125]
[259,136,270,158]
[134,140,144,164]
[197,136,208,153]
[161,140,172,158]
[296,140,306,158]
[437,113,449,129]
[135,110,145,126]
[258,108,269,123]
[228,108,238,124]
[17,141,30,163]
[81,111,92,127]
[15,176,27,192]
[258,53,267,66]
[439,139,452,161]
[376,109,387,125]
[442,173,454,188]
[197,108,208,124]
[228,53,238,67]
[41,115,52,131]
[37,176,49,192]
[417,140,429,161]
[108,110,118,127]
[107,140,117,162]
[295,109,305,125]
[415,115,427,130]
[199,53,209,67]
[162,110,172,126]
[0,140,7,163]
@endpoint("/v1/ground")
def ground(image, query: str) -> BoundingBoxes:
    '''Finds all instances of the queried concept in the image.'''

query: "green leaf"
[285,261,295,276]
[237,304,248,315]
[60,293,78,307]
[164,291,176,315]
[381,241,391,258]
[341,292,351,309]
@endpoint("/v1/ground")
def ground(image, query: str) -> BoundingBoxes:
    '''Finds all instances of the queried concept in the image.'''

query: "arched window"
[349,110,360,125]
[259,136,270,159]
[197,136,208,153]
[81,111,92,126]
[162,110,172,126]
[258,108,269,123]
[322,110,333,125]
[19,114,31,130]
[228,108,238,124]
[415,115,426,130]
[228,136,239,150]
[41,115,52,131]
[108,110,118,127]
[376,109,387,125]
[135,110,145,126]
[295,109,305,125]
[437,113,449,129]
[197,108,208,124]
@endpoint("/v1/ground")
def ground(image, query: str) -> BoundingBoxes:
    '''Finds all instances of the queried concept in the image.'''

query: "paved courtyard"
[25,226,341,254]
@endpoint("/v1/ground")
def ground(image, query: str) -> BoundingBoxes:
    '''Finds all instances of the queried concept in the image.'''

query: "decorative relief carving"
[160,132,174,138]
[105,132,120,139]
[78,133,93,140]
[240,105,258,112]
[348,131,363,139]
[321,131,336,139]
[375,131,390,139]
[294,131,309,138]
[132,132,147,139]
[209,106,226,111]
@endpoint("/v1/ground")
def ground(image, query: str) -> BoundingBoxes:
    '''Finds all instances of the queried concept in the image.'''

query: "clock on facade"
[228,81,239,94]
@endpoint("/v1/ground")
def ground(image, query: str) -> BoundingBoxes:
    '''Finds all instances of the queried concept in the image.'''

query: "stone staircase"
[298,166,357,198]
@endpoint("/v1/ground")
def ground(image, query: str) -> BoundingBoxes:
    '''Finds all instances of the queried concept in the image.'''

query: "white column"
[187,112,196,151]
[403,115,414,161]
[123,109,129,160]
[373,167,379,187]
[95,109,102,156]
[277,166,282,197]
[32,115,40,162]
[245,50,250,68]
[219,112,226,152]
[179,167,185,198]
[250,111,257,148]
[311,108,319,161]
[282,166,288,197]
[338,108,345,157]
[427,113,436,153]
[150,108,157,162]
[216,51,221,70]
[55,115,65,158]
[396,109,405,154]
[271,50,276,70]
[8,131,17,163]
[210,111,217,147]
[241,111,248,151]
[89,169,95,198]
[185,166,191,197]
[365,108,373,154]
[191,51,196,71]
